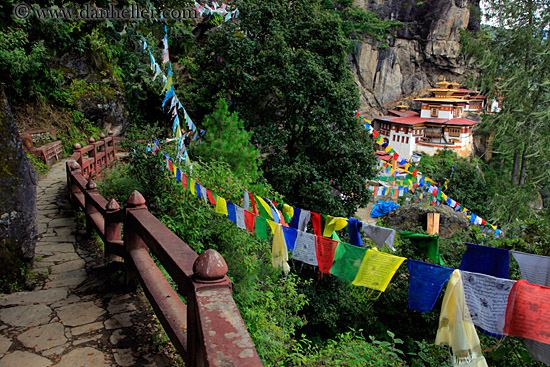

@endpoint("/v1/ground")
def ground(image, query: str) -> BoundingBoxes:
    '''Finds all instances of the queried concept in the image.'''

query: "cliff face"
[352,0,480,115]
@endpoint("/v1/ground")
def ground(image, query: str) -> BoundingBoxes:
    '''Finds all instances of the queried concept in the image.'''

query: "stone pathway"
[0,160,175,367]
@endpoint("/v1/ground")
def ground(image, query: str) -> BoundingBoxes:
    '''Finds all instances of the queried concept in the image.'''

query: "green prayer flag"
[436,189,442,201]
[399,231,443,265]
[254,216,268,240]
[330,242,367,282]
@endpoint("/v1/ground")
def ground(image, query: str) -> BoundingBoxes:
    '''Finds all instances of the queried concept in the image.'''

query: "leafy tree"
[192,97,261,181]
[183,0,377,217]
[461,0,550,187]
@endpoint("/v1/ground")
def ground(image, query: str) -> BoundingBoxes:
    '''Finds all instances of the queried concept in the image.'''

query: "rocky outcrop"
[0,90,38,260]
[383,204,470,239]
[59,54,129,136]
[352,0,480,115]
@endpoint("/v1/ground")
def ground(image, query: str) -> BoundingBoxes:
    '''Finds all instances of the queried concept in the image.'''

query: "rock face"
[383,204,470,239]
[352,0,480,115]
[58,54,129,136]
[0,90,38,259]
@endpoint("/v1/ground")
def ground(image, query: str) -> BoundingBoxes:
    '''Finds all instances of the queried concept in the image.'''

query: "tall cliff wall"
[352,0,480,116]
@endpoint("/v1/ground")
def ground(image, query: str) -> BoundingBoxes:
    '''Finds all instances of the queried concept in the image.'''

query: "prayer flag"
[289,207,302,229]
[254,215,268,240]
[323,216,348,238]
[459,243,509,278]
[461,271,515,337]
[399,231,443,265]
[362,223,396,251]
[227,201,237,223]
[347,217,363,247]
[504,280,550,344]
[435,270,488,367]
[235,205,246,230]
[408,260,453,313]
[215,196,228,216]
[243,210,255,233]
[206,189,216,205]
[352,249,406,292]
[315,236,339,274]
[311,212,322,236]
[282,226,298,251]
[330,242,367,282]
[292,231,318,266]
[511,251,550,286]
[272,224,290,275]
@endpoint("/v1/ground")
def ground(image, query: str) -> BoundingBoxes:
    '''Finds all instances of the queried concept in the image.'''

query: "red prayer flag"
[243,210,255,233]
[182,174,188,189]
[412,169,418,177]
[315,236,339,274]
[481,219,487,226]
[392,152,399,161]
[206,189,217,205]
[311,212,322,236]
[249,193,259,215]
[373,130,379,139]
[504,280,550,344]
[168,159,173,172]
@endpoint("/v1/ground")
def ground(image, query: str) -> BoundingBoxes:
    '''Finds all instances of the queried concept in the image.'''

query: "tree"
[461,0,550,187]
[192,97,261,181]
[183,0,377,216]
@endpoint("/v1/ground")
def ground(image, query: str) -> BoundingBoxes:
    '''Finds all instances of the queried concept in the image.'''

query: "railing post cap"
[193,249,228,281]
[89,137,96,143]
[106,198,120,210]
[69,161,81,171]
[108,131,114,136]
[74,143,82,149]
[127,190,146,207]
[86,178,97,190]
[99,133,106,139]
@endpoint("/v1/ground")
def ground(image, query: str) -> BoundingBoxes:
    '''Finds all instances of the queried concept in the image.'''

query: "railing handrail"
[65,137,262,367]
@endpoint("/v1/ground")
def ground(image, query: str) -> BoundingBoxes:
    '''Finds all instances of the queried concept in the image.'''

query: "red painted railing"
[71,132,118,178]
[66,138,262,367]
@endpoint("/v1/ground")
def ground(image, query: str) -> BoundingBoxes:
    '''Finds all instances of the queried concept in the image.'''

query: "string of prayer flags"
[347,218,363,247]
[407,260,454,313]
[315,237,339,274]
[356,111,503,236]
[352,249,406,292]
[510,250,550,286]
[292,231,318,266]
[361,223,396,251]
[435,270,488,367]
[459,243,509,279]
[272,224,290,275]
[504,280,550,344]
[461,271,516,338]
[399,231,443,265]
[330,242,368,282]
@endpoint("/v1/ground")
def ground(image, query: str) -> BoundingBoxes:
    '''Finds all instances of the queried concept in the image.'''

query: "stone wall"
[0,90,38,260]
[352,0,480,116]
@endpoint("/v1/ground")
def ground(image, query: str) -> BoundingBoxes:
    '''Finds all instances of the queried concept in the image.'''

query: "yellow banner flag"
[323,216,348,237]
[189,178,197,196]
[267,219,277,235]
[215,196,228,216]
[352,249,406,292]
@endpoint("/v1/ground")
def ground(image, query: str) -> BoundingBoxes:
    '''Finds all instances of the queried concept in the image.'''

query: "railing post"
[124,190,148,290]
[67,161,81,206]
[88,137,97,175]
[85,178,99,235]
[187,250,262,367]
[99,133,106,168]
[105,198,123,262]
[109,131,117,162]
[74,143,83,170]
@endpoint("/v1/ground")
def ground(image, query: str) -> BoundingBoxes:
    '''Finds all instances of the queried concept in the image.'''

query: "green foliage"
[184,0,377,217]
[285,329,406,366]
[26,152,49,176]
[416,150,489,219]
[338,7,402,48]
[97,162,145,205]
[192,97,261,181]
[0,239,32,293]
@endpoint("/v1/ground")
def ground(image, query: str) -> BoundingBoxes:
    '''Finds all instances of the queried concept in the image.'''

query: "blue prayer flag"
[459,243,509,278]
[408,260,454,313]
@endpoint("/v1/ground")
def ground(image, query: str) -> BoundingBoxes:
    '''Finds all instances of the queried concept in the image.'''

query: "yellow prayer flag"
[272,224,290,275]
[215,196,228,216]
[189,179,197,196]
[441,193,448,202]
[256,196,274,220]
[385,145,392,153]
[323,216,348,237]
[352,249,406,292]
[282,204,294,220]
[267,219,277,235]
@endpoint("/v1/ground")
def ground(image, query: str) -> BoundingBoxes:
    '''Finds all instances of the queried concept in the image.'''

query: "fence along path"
[0,158,174,367]
[0,134,262,366]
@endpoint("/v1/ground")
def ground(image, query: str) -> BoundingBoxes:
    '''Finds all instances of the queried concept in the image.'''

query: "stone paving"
[0,160,174,367]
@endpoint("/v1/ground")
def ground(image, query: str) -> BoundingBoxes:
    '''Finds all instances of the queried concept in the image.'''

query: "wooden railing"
[71,132,118,178]
[66,139,263,367]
